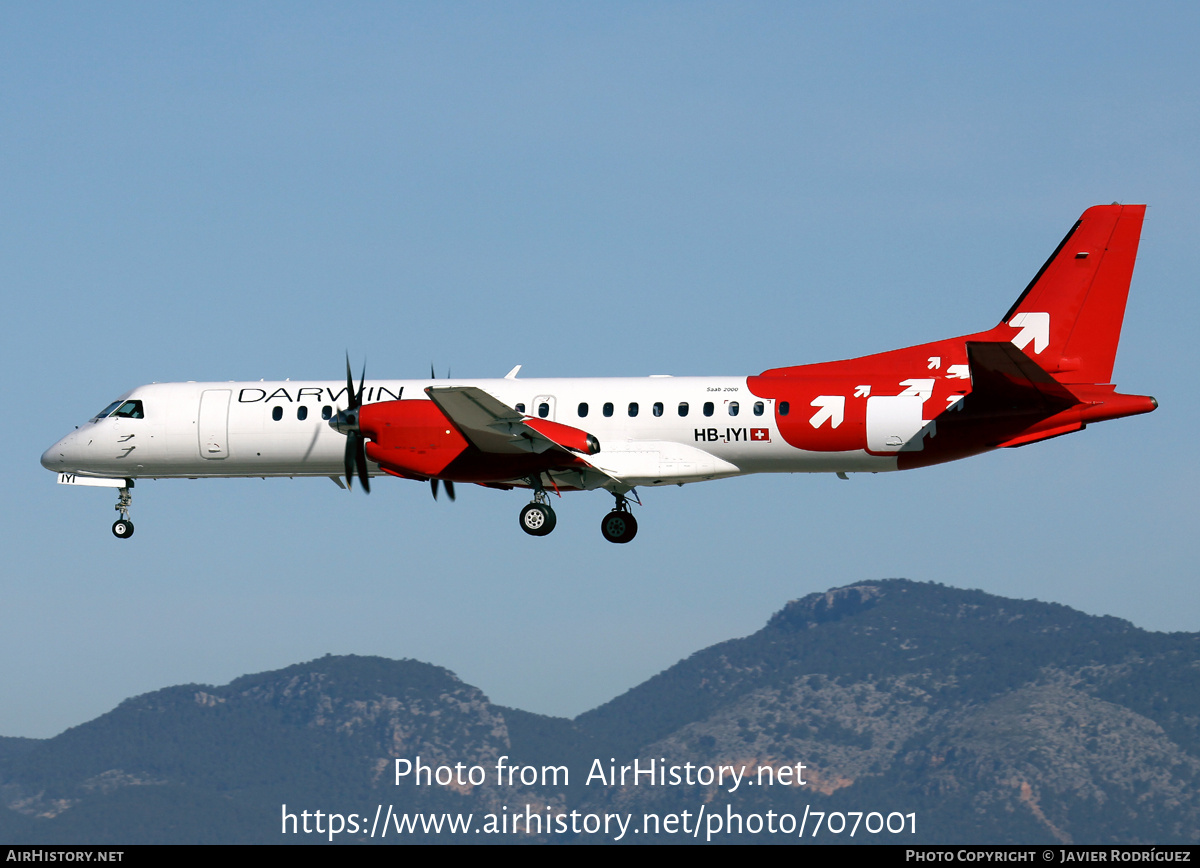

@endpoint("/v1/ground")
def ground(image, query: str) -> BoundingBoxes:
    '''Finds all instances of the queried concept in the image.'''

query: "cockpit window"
[112,400,145,419]
[92,401,123,421]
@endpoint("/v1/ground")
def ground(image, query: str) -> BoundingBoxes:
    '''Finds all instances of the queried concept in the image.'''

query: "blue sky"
[3,3,1198,738]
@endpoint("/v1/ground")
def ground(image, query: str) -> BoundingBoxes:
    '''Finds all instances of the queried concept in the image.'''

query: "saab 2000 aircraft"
[42,204,1157,543]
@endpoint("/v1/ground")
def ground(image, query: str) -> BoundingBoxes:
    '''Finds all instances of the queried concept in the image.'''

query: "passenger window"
[703,402,714,417]
[322,405,333,420]
[653,402,663,417]
[297,406,308,421]
[779,401,790,416]
[754,401,764,416]
[678,402,689,417]
[728,401,739,416]
[272,406,283,421]
[603,402,614,417]
[578,402,588,417]
[628,402,639,417]
[538,402,550,418]
[515,403,526,415]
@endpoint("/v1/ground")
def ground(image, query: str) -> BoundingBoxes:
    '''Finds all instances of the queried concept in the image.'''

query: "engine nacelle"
[523,417,601,455]
[360,400,468,478]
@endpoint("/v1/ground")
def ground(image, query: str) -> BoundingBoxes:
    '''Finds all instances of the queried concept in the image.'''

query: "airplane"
[41,204,1157,543]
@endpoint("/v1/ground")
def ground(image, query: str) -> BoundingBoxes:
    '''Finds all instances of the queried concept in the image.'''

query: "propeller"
[333,356,457,501]
[329,355,370,493]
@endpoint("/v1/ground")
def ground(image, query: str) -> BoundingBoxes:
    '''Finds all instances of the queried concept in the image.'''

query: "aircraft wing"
[425,386,602,458]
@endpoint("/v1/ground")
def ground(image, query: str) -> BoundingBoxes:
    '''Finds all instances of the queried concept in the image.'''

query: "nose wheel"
[601,493,638,543]
[112,486,134,540]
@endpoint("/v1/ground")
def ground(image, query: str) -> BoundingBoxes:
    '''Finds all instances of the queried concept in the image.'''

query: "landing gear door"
[198,389,231,459]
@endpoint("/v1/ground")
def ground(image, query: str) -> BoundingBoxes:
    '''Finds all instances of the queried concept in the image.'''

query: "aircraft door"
[532,395,556,421]
[866,395,930,452]
[198,389,231,459]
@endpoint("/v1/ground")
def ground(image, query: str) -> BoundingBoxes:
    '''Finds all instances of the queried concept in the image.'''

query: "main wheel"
[519,503,557,536]
[600,510,637,543]
[112,520,135,539]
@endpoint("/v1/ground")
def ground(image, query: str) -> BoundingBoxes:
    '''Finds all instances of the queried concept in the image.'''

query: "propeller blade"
[355,435,370,493]
[430,478,439,500]
[444,480,456,502]
[336,357,370,493]
[345,354,357,409]
[344,432,357,491]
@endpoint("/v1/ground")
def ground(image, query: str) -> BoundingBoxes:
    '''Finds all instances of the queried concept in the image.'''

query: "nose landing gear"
[112,486,134,539]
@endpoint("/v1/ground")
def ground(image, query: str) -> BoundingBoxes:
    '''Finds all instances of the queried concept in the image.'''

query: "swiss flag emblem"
[751,428,770,442]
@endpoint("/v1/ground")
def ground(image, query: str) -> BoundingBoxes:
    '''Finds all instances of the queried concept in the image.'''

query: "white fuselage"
[41,376,895,489]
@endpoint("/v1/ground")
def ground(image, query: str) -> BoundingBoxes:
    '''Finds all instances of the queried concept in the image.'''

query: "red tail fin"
[997,204,1145,385]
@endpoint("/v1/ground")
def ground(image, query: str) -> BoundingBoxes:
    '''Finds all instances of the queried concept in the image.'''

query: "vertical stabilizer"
[999,204,1145,384]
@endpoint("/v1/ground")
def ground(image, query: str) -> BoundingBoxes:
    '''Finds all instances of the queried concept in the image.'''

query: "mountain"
[576,581,1200,843]
[2,580,1198,844]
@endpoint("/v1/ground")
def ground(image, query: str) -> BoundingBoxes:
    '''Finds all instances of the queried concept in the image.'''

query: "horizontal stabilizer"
[964,342,1079,417]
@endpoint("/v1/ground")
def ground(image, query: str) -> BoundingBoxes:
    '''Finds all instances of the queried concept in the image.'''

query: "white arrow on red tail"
[809,395,845,429]
[1008,312,1050,354]
[898,379,935,400]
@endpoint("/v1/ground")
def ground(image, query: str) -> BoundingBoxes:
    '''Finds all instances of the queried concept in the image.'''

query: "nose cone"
[41,430,80,472]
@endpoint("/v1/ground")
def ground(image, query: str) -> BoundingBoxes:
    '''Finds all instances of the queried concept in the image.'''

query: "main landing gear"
[517,478,640,542]
[519,488,557,537]
[112,486,134,539]
[600,493,637,544]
